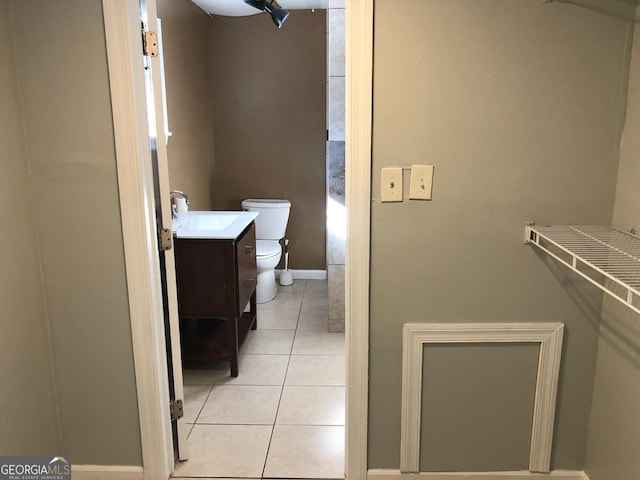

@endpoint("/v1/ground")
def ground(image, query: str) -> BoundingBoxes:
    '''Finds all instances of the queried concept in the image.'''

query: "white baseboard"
[367,470,589,480]
[72,465,143,480]
[276,269,327,280]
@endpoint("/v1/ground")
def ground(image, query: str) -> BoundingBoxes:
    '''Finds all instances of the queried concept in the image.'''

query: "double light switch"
[380,165,434,202]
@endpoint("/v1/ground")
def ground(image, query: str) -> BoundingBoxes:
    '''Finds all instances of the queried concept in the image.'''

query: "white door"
[139,0,189,461]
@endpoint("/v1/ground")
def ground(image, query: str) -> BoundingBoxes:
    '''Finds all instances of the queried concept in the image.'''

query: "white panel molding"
[72,465,144,480]
[368,469,588,480]
[400,323,564,474]
[102,1,174,478]
[345,0,374,478]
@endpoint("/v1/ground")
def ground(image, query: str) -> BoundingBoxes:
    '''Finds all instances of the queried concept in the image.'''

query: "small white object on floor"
[280,270,293,286]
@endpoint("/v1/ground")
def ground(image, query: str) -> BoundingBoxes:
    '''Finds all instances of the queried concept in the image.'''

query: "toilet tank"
[241,199,291,240]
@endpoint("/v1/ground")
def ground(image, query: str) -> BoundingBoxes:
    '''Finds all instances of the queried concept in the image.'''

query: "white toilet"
[241,198,291,304]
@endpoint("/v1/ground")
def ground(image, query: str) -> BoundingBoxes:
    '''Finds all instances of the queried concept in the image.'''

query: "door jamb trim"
[346,0,373,478]
[103,1,174,478]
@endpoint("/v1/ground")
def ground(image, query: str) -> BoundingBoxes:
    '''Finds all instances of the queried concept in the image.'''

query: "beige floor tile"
[257,292,304,311]
[285,355,345,386]
[263,425,345,479]
[301,292,329,312]
[174,424,272,478]
[305,279,329,293]
[301,304,329,318]
[292,331,345,355]
[198,385,281,425]
[177,278,345,478]
[278,279,306,293]
[276,386,345,426]
[297,309,329,331]
[182,384,212,424]
[241,329,295,355]
[216,354,289,386]
[256,309,299,330]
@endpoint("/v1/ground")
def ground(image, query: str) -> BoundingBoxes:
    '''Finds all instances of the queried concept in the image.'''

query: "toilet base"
[256,268,278,303]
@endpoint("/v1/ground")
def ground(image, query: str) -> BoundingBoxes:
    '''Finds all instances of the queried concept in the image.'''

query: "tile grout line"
[261,280,307,479]
[189,383,216,426]
[189,383,215,436]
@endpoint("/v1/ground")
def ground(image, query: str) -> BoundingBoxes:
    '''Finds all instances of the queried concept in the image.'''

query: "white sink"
[172,211,258,239]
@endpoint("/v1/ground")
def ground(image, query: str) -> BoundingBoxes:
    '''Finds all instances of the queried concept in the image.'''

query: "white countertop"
[172,211,258,240]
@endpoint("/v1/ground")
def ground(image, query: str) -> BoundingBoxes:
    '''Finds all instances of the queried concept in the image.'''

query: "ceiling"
[191,0,329,17]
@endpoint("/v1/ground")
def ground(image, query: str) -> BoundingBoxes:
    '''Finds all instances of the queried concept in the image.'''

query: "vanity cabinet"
[174,222,257,377]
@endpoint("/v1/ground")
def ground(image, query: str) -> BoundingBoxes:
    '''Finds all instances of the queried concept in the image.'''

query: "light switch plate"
[409,165,434,200]
[381,167,403,202]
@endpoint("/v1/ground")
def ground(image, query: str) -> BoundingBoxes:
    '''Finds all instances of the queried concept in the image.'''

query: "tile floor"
[173,280,345,480]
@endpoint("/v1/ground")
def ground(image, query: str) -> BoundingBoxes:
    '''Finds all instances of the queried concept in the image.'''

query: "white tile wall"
[328,264,345,332]
[327,5,346,332]
[328,77,345,142]
[329,9,345,76]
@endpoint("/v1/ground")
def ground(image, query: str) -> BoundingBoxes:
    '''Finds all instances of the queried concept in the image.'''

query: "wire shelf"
[525,224,640,315]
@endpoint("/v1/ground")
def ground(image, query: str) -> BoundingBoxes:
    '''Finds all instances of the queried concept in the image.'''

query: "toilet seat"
[256,240,281,259]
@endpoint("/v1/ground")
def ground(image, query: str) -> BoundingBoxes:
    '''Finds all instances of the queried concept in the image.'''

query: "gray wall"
[0,0,62,454]
[584,4,640,478]
[157,0,216,211]
[10,0,142,465]
[420,344,540,471]
[369,0,634,471]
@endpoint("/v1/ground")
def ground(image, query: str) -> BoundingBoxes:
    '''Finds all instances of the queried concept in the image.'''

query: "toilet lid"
[256,240,281,257]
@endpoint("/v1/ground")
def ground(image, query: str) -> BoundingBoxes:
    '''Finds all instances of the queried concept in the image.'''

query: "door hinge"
[170,399,183,421]
[143,31,158,57]
[159,227,173,252]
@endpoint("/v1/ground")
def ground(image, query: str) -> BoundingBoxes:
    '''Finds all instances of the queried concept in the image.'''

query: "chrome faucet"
[170,190,191,219]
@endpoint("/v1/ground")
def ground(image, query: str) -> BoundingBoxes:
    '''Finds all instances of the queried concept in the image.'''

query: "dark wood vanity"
[173,222,257,377]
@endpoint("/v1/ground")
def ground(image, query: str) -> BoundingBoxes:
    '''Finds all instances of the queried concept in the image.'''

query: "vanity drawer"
[236,223,257,312]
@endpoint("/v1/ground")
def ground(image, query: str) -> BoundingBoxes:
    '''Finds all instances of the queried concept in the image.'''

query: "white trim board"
[72,465,143,480]
[345,0,374,479]
[400,323,564,474]
[102,1,174,478]
[275,269,327,280]
[368,469,589,480]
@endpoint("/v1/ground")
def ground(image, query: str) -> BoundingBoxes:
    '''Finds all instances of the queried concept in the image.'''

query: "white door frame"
[345,0,373,478]
[102,1,174,478]
[137,0,191,461]
[104,0,374,478]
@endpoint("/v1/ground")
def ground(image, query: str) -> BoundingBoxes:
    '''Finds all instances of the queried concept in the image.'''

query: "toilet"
[241,198,291,304]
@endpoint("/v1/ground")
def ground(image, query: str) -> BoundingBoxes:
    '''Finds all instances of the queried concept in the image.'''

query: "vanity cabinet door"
[173,238,233,316]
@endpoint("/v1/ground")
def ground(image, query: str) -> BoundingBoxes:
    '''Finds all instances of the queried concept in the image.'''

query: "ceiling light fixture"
[244,0,290,28]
